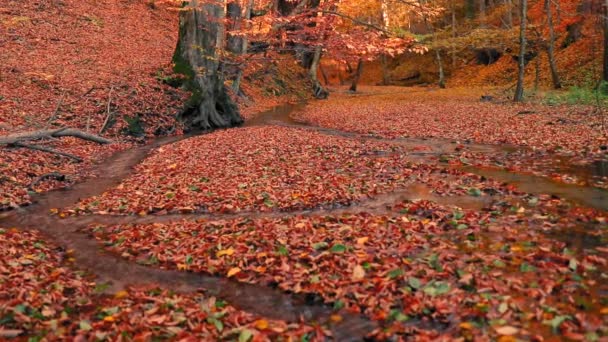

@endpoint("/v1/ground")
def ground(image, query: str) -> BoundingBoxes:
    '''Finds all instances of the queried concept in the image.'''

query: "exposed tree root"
[0,128,112,145]
[14,142,83,162]
[28,172,68,192]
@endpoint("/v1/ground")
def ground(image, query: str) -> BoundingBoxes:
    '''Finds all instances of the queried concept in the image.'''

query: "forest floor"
[1,86,607,340]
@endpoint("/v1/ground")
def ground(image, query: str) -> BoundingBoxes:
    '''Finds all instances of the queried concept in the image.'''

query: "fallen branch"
[0,128,112,145]
[14,142,83,162]
[99,86,115,134]
[28,172,67,191]
[46,91,66,127]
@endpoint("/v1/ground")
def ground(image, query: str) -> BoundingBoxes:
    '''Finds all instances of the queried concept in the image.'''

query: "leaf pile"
[75,126,427,215]
[85,194,608,339]
[0,228,321,340]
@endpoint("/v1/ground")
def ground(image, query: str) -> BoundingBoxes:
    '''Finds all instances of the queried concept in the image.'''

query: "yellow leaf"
[217,248,235,257]
[227,267,241,277]
[177,263,188,271]
[459,322,473,330]
[600,307,608,315]
[352,265,366,281]
[115,290,129,299]
[254,319,269,330]
[330,314,343,323]
[356,237,369,245]
[104,315,116,322]
[168,163,178,170]
[497,336,516,342]
[495,326,519,336]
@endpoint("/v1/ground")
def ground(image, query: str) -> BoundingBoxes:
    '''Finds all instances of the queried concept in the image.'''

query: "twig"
[46,91,66,127]
[99,86,115,134]
[13,142,83,162]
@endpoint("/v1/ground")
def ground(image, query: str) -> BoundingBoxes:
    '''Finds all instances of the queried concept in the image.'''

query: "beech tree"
[514,0,528,102]
[174,0,243,131]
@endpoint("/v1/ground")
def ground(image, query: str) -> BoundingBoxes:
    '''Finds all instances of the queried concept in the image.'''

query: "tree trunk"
[479,0,486,27]
[349,59,363,92]
[381,54,390,85]
[504,0,513,28]
[452,0,457,67]
[534,53,540,91]
[232,0,255,94]
[604,0,608,82]
[514,0,527,102]
[466,0,476,19]
[174,0,243,131]
[310,45,328,98]
[545,0,562,89]
[436,49,446,88]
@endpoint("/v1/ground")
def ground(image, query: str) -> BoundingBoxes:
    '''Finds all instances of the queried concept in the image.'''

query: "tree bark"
[232,0,255,94]
[174,0,243,131]
[436,49,446,88]
[504,0,513,28]
[514,0,528,102]
[545,0,562,89]
[604,0,608,82]
[310,45,328,98]
[0,128,112,145]
[349,58,363,92]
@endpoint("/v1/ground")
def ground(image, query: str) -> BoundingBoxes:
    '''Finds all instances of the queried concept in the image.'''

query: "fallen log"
[0,128,112,145]
[28,172,67,191]
[14,142,83,162]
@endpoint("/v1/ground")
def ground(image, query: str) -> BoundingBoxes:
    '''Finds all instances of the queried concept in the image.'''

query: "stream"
[1,101,606,339]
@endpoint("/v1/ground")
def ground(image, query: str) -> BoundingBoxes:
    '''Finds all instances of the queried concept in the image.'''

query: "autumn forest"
[1,0,607,340]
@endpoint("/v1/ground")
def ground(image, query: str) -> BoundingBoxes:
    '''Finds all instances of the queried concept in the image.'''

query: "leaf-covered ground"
[74,126,499,215]
[83,194,608,339]
[0,228,323,340]
[293,87,608,188]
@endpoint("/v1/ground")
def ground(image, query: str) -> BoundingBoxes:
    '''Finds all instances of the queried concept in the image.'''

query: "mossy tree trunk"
[174,0,243,131]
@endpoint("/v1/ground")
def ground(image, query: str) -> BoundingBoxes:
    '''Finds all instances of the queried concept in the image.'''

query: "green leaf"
[79,320,92,331]
[493,259,506,268]
[468,188,482,197]
[568,258,577,272]
[185,255,193,265]
[312,242,328,250]
[207,317,223,332]
[519,262,536,272]
[387,268,403,279]
[456,224,468,230]
[542,315,570,331]
[239,329,254,342]
[330,244,347,253]
[408,277,422,289]
[276,245,289,256]
[453,211,464,220]
[165,192,175,199]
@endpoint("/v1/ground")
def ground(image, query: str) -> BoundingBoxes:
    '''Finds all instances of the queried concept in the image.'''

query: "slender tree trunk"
[452,0,457,67]
[466,0,476,19]
[504,0,513,28]
[514,0,528,102]
[436,49,446,88]
[534,54,540,91]
[545,0,562,88]
[381,54,390,85]
[232,0,254,94]
[479,0,486,27]
[349,58,363,92]
[380,0,390,85]
[310,45,328,98]
[604,0,608,82]
[319,63,330,85]
[174,0,243,130]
